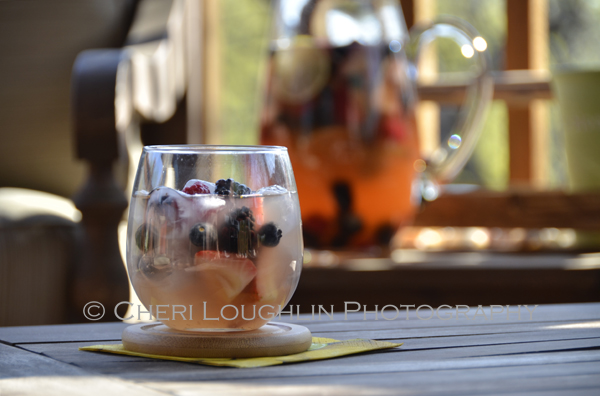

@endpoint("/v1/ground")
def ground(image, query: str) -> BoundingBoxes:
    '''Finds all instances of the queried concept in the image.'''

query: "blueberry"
[135,224,157,252]
[189,223,216,250]
[258,222,282,247]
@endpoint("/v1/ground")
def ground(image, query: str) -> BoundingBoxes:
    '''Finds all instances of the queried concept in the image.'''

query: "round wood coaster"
[122,322,312,358]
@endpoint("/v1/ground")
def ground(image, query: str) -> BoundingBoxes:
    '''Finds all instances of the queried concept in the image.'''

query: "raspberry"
[182,180,211,195]
[215,178,252,196]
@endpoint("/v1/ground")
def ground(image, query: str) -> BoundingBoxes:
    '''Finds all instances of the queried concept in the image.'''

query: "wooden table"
[1,303,599,395]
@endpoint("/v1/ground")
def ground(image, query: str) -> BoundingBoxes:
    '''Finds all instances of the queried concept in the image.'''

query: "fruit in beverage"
[215,178,252,196]
[258,222,282,247]
[189,222,217,250]
[182,180,212,195]
[128,179,301,331]
[192,251,257,300]
[218,206,257,255]
[135,223,157,252]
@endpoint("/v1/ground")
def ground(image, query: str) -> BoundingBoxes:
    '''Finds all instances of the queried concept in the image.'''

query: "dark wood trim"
[71,50,130,322]
[417,70,552,104]
[291,263,600,312]
[400,0,415,29]
[414,190,600,230]
[506,0,530,71]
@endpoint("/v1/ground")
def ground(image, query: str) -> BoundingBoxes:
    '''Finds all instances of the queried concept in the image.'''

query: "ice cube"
[135,189,150,197]
[148,187,187,220]
[145,187,226,264]
[259,192,301,236]
[256,185,288,195]
[138,255,172,281]
[131,190,151,225]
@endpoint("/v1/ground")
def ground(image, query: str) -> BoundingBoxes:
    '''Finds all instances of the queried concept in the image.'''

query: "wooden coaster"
[122,322,312,358]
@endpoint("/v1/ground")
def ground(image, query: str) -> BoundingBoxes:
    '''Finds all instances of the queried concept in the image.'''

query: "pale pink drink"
[126,146,303,331]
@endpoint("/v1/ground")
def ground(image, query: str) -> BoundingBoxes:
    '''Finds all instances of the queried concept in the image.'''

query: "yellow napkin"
[79,337,402,368]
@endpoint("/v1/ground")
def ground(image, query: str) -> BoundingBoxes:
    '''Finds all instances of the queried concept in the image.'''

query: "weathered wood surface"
[0,303,599,395]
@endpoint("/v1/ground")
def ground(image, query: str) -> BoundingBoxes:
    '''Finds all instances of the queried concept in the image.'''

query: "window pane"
[437,0,506,72]
[550,0,600,66]
[219,0,270,145]
[548,0,600,188]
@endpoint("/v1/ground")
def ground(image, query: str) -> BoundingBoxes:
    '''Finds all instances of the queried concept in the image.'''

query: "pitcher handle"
[407,16,494,200]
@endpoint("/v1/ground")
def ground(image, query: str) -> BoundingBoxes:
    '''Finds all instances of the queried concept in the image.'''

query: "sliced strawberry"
[183,180,211,195]
[192,251,257,300]
[234,278,261,304]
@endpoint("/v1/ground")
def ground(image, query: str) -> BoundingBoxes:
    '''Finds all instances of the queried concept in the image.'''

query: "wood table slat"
[0,322,127,344]
[143,363,600,395]
[307,323,599,341]
[145,369,599,396]
[0,376,171,396]
[106,350,600,382]
[0,342,86,379]
[296,302,590,325]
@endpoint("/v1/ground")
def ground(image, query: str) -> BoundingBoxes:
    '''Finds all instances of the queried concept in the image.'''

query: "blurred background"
[1,0,599,326]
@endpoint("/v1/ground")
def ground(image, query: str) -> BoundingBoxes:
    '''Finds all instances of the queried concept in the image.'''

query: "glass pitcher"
[260,0,492,249]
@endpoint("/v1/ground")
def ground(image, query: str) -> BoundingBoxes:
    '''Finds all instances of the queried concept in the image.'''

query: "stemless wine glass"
[126,145,303,331]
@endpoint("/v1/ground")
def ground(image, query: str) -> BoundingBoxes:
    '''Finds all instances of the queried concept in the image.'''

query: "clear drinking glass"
[126,145,303,331]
